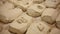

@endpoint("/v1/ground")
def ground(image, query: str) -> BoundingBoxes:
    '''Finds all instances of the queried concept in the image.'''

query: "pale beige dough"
[26,4,45,17]
[14,13,33,23]
[8,0,33,12]
[56,13,60,29]
[41,8,59,24]
[0,8,23,23]
[9,21,31,34]
[26,21,52,34]
[45,0,60,8]
[49,27,60,34]
[0,30,11,34]
[33,0,45,4]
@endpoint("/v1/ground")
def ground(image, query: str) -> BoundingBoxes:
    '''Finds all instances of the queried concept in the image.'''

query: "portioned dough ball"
[56,13,60,29]
[26,4,46,17]
[15,13,33,23]
[9,21,31,34]
[8,13,33,34]
[45,0,59,8]
[8,0,33,12]
[17,0,33,12]
[26,21,52,34]
[20,0,32,11]
[0,8,23,23]
[41,8,59,24]
[36,21,52,34]
[26,23,41,34]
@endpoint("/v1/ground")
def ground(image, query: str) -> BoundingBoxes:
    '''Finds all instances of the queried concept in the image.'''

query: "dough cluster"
[0,0,60,34]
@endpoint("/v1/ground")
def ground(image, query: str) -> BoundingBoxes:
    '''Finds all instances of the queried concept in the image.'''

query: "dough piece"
[26,21,52,34]
[26,4,45,17]
[0,8,23,23]
[9,13,32,34]
[45,0,59,8]
[56,13,60,29]
[26,23,41,34]
[37,21,52,34]
[41,8,59,24]
[8,0,33,12]
[15,13,33,23]
[9,21,31,34]
[0,1,14,10]
[18,0,33,12]
[49,27,60,34]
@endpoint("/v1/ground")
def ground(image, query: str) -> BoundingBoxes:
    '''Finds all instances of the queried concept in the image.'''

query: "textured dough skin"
[0,30,11,34]
[49,27,60,34]
[15,13,33,24]
[8,0,33,12]
[26,23,41,34]
[26,21,52,34]
[0,0,60,34]
[33,0,45,4]
[56,14,60,29]
[9,13,32,34]
[45,0,59,8]
[9,21,31,34]
[41,8,59,24]
[0,8,23,23]
[0,1,14,10]
[26,4,45,17]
